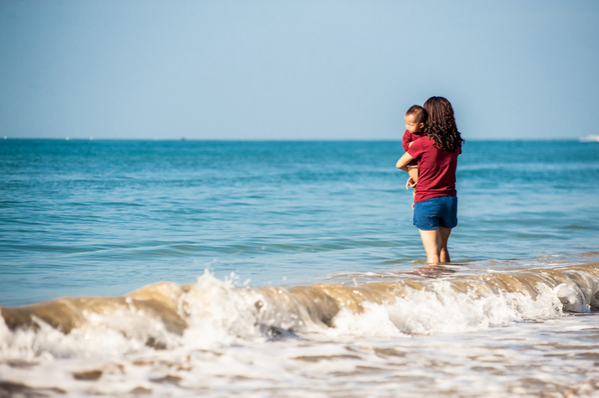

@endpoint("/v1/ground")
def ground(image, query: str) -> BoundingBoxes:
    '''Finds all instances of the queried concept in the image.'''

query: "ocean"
[1,139,598,397]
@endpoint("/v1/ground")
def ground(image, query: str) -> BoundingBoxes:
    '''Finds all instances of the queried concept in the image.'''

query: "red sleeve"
[407,135,426,159]
[402,131,412,152]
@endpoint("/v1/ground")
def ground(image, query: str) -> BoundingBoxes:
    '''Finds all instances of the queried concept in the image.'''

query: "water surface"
[1,139,598,397]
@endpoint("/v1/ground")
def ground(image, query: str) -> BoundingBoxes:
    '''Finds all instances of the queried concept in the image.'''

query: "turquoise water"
[2,139,599,398]
[1,139,598,306]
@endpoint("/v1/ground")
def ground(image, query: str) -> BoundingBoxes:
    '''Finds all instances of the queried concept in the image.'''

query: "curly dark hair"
[422,96,464,153]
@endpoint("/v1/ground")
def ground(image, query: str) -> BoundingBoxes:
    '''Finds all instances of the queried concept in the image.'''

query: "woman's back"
[407,135,459,203]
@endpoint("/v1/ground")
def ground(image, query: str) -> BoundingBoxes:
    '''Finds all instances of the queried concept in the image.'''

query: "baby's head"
[405,105,428,134]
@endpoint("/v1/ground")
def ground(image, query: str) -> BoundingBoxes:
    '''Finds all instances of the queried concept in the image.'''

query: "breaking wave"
[2,262,598,359]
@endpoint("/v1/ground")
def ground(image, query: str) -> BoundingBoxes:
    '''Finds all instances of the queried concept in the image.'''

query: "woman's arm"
[395,152,414,172]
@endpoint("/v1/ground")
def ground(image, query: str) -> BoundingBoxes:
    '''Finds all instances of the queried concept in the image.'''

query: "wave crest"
[1,263,598,358]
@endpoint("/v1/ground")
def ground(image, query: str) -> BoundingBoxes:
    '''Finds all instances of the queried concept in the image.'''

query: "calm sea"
[1,139,598,397]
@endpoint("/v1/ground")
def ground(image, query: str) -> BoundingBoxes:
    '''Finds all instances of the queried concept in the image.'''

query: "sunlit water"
[1,139,598,397]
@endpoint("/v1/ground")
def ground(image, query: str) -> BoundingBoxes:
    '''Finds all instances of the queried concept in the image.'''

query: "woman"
[396,96,464,264]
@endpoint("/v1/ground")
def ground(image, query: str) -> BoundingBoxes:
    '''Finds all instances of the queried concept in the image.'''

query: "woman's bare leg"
[418,227,452,265]
[419,229,440,264]
[438,227,452,263]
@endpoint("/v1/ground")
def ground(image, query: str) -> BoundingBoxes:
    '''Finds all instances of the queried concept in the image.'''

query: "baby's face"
[405,114,424,134]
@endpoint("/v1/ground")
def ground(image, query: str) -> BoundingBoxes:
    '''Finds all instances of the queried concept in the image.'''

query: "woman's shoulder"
[408,135,435,158]
[413,135,435,148]
[418,135,461,153]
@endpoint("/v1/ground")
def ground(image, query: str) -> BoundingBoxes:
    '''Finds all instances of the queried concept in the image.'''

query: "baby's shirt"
[402,130,422,166]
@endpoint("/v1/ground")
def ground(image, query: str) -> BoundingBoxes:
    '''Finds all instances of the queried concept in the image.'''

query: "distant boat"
[578,135,599,142]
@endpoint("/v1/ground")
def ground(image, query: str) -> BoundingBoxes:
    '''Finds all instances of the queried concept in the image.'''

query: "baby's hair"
[405,105,428,124]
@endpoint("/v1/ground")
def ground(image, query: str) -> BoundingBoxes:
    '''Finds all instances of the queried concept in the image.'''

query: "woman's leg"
[418,227,452,265]
[438,227,452,263]
[419,229,440,264]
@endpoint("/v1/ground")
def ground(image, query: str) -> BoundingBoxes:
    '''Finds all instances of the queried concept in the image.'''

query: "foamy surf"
[2,263,598,351]
[1,262,598,397]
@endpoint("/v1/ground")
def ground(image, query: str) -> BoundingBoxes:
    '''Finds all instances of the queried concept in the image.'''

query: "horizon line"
[0,136,588,142]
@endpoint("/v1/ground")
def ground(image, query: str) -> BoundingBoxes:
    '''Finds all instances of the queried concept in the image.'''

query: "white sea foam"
[1,264,598,397]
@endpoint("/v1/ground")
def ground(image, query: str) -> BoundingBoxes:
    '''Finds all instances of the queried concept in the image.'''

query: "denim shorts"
[413,196,458,230]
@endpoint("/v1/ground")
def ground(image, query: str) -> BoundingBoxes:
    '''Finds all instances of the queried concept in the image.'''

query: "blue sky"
[1,0,598,140]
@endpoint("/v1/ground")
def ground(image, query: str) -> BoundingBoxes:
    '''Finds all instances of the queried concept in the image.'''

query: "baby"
[402,105,428,203]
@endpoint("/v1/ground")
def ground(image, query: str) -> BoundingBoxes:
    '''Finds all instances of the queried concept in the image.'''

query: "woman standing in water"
[396,96,464,264]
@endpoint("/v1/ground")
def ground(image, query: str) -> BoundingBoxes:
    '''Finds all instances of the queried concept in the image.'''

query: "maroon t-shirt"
[402,130,422,151]
[402,130,422,166]
[407,136,460,203]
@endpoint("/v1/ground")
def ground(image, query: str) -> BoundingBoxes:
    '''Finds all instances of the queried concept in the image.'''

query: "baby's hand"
[406,177,416,190]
